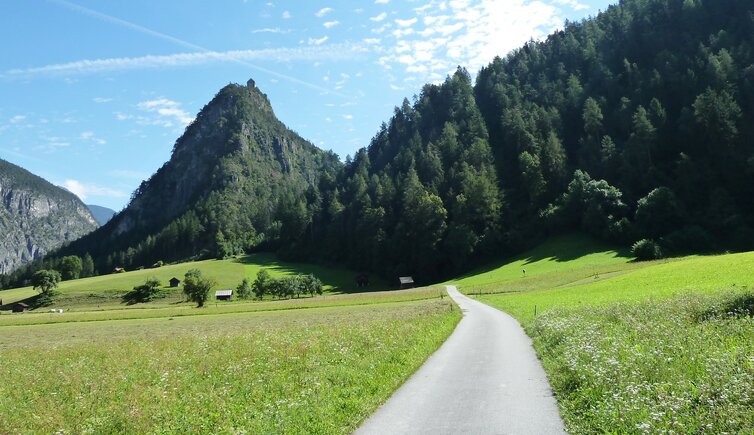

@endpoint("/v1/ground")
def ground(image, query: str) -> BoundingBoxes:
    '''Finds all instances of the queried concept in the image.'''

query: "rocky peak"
[0,159,98,274]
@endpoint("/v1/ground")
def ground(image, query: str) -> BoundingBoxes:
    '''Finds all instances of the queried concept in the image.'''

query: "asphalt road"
[355,285,565,435]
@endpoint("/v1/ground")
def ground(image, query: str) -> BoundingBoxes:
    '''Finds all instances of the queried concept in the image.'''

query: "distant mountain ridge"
[0,159,98,274]
[86,204,116,226]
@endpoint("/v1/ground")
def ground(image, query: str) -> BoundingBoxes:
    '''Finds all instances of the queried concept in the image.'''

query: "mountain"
[86,204,116,226]
[58,79,340,271]
[6,0,754,286]
[0,159,98,274]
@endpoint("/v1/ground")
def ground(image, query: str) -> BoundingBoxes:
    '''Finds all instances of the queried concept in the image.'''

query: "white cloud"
[80,131,107,145]
[9,115,26,124]
[315,7,334,17]
[370,12,388,22]
[308,36,329,46]
[252,27,289,34]
[62,179,128,200]
[323,20,340,29]
[342,114,353,120]
[137,98,193,127]
[375,0,390,3]
[363,38,381,45]
[375,0,564,83]
[395,18,418,27]
[551,0,589,11]
[34,136,70,153]
[282,10,291,19]
[93,97,112,103]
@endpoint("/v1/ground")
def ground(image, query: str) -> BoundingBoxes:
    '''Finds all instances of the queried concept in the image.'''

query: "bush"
[236,278,253,299]
[632,239,663,261]
[122,278,165,304]
[183,269,216,307]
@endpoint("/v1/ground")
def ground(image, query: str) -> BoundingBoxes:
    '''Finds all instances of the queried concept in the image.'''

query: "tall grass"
[0,299,459,433]
[529,291,754,433]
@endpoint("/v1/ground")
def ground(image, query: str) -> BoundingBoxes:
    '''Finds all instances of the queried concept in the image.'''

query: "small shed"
[399,276,415,289]
[113,267,125,274]
[215,289,233,301]
[169,277,181,288]
[12,302,29,313]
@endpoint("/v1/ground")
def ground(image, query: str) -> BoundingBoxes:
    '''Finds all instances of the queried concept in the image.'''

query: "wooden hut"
[215,289,233,301]
[399,276,415,289]
[169,277,181,288]
[12,302,29,313]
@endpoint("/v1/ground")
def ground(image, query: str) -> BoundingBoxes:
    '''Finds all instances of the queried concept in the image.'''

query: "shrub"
[632,239,663,261]
[122,278,165,304]
[183,269,216,307]
[236,278,253,299]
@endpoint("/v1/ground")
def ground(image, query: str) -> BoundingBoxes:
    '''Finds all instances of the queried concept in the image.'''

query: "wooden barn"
[215,289,233,301]
[169,277,181,288]
[12,302,29,313]
[399,276,415,289]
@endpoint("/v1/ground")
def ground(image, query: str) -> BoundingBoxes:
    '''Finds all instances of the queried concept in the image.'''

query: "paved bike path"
[356,285,565,434]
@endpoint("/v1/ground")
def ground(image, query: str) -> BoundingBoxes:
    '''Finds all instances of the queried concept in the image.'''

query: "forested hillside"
[3,0,753,287]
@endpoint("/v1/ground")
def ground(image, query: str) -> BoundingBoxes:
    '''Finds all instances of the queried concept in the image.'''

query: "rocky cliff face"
[0,159,98,274]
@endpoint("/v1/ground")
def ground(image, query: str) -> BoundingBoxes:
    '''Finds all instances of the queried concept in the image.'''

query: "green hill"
[0,254,386,311]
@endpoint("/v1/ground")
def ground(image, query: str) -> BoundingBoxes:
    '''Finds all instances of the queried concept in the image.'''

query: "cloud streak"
[3,45,366,78]
[43,0,354,97]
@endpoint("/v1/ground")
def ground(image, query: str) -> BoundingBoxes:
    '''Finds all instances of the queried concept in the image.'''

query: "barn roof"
[215,289,233,296]
[16,302,29,307]
[170,277,180,282]
[399,276,414,284]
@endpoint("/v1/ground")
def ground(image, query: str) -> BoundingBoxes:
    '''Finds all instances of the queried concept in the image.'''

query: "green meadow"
[0,288,459,433]
[472,235,754,433]
[0,253,388,310]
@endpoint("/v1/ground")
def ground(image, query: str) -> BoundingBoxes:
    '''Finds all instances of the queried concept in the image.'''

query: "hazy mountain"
[0,159,98,274]
[86,204,116,226]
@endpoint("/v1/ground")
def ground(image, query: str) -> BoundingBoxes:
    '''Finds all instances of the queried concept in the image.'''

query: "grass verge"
[527,291,754,433]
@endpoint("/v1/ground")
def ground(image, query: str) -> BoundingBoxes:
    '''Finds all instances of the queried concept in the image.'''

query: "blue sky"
[0,0,615,210]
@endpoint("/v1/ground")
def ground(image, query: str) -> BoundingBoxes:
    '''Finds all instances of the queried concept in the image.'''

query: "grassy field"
[450,234,640,295]
[0,253,388,310]
[0,287,459,433]
[0,286,446,327]
[472,235,754,433]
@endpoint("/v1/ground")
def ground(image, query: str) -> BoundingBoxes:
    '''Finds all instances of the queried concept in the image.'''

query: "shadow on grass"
[233,253,389,294]
[453,233,633,281]
[0,292,57,311]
